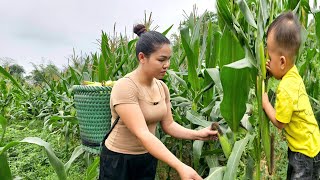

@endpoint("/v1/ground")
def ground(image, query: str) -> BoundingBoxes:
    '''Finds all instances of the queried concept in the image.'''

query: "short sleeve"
[110,78,139,106]
[275,87,293,123]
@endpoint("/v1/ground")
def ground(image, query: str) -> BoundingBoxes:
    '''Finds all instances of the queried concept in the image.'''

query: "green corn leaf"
[193,140,204,171]
[236,0,258,29]
[101,31,111,65]
[313,10,320,46]
[166,70,188,89]
[21,137,67,180]
[204,23,221,107]
[205,68,223,94]
[0,153,12,180]
[260,0,269,25]
[205,166,226,180]
[180,26,200,92]
[201,99,217,114]
[205,21,214,68]
[105,55,116,81]
[171,96,191,103]
[290,0,301,13]
[0,115,7,144]
[194,82,214,104]
[69,66,80,85]
[205,155,219,169]
[219,27,245,68]
[162,24,174,35]
[299,49,316,78]
[112,53,129,79]
[220,59,252,132]
[0,141,20,155]
[91,53,99,82]
[128,39,138,50]
[85,157,100,180]
[64,146,85,173]
[0,66,26,95]
[297,25,309,62]
[186,111,211,127]
[223,134,251,180]
[98,54,107,82]
[217,0,233,29]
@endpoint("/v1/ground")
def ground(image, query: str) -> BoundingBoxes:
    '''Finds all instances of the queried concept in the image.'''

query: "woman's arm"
[159,81,217,141]
[160,101,218,141]
[115,103,202,180]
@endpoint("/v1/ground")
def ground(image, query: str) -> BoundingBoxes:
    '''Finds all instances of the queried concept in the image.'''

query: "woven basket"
[73,85,112,154]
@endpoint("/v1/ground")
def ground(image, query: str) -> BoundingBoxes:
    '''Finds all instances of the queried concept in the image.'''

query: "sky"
[0,0,216,74]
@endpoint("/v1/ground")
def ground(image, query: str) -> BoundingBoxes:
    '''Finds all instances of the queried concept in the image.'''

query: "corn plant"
[163,7,249,177]
[212,0,319,179]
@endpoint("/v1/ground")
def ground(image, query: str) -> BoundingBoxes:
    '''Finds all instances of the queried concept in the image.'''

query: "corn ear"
[218,134,232,158]
[211,122,232,158]
[258,41,266,79]
[257,75,273,174]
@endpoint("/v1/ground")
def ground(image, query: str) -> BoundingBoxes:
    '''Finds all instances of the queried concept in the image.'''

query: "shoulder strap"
[158,80,167,99]
[101,116,120,144]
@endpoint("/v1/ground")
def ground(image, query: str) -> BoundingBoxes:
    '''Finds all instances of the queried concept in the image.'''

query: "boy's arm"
[262,93,286,130]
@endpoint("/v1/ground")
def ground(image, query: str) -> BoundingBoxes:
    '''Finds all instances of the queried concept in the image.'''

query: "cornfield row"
[0,0,319,179]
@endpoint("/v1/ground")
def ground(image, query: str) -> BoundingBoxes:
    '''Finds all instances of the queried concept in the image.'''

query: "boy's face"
[266,31,287,80]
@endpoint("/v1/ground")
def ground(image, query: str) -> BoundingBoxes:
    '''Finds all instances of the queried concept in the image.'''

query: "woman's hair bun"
[133,24,147,37]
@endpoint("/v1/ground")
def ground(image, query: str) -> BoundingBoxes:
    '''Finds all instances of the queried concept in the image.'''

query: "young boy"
[262,11,320,179]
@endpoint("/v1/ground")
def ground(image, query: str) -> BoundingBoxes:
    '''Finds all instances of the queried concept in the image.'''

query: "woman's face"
[142,44,171,79]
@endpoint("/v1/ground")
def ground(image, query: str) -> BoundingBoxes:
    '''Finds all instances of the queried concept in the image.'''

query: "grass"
[4,119,88,179]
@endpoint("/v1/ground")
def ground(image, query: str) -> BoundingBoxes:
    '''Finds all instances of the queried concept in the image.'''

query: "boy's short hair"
[267,11,301,61]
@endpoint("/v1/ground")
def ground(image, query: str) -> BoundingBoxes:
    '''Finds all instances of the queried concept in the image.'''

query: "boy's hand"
[262,92,270,110]
[266,59,272,77]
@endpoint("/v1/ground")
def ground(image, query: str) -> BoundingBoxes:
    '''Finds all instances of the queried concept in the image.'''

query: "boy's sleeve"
[275,88,293,123]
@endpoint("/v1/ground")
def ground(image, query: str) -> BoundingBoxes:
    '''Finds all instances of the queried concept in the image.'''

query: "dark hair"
[133,24,170,58]
[267,11,301,59]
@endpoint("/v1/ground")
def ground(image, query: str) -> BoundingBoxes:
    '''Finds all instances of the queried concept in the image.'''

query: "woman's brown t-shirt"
[105,75,169,154]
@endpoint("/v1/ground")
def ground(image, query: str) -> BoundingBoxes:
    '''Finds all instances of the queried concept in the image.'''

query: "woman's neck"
[133,67,154,87]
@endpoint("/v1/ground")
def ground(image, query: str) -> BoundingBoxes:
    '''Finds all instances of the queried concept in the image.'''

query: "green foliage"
[1,1,319,179]
[1,121,89,179]
[0,66,26,94]
[0,153,12,180]
[220,59,252,132]
[8,64,25,77]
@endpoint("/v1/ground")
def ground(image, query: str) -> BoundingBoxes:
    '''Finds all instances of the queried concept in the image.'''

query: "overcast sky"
[0,0,216,74]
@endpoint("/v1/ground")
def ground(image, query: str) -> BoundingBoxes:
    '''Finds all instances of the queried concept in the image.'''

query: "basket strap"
[101,116,120,146]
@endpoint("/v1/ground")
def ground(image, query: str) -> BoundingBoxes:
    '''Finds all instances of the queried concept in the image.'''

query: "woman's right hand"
[177,164,203,180]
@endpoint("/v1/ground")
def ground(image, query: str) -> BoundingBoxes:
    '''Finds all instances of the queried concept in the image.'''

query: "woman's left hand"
[196,126,218,141]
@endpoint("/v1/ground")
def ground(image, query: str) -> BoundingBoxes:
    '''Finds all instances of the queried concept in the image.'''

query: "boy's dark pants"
[287,148,320,180]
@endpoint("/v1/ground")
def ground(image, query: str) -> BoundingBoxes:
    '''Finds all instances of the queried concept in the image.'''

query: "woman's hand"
[196,126,218,141]
[177,164,203,180]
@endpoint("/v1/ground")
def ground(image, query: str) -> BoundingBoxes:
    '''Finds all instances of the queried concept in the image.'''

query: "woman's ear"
[280,56,286,70]
[138,52,146,64]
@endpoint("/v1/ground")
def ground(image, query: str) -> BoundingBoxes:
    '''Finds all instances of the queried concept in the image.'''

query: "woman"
[99,24,218,180]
